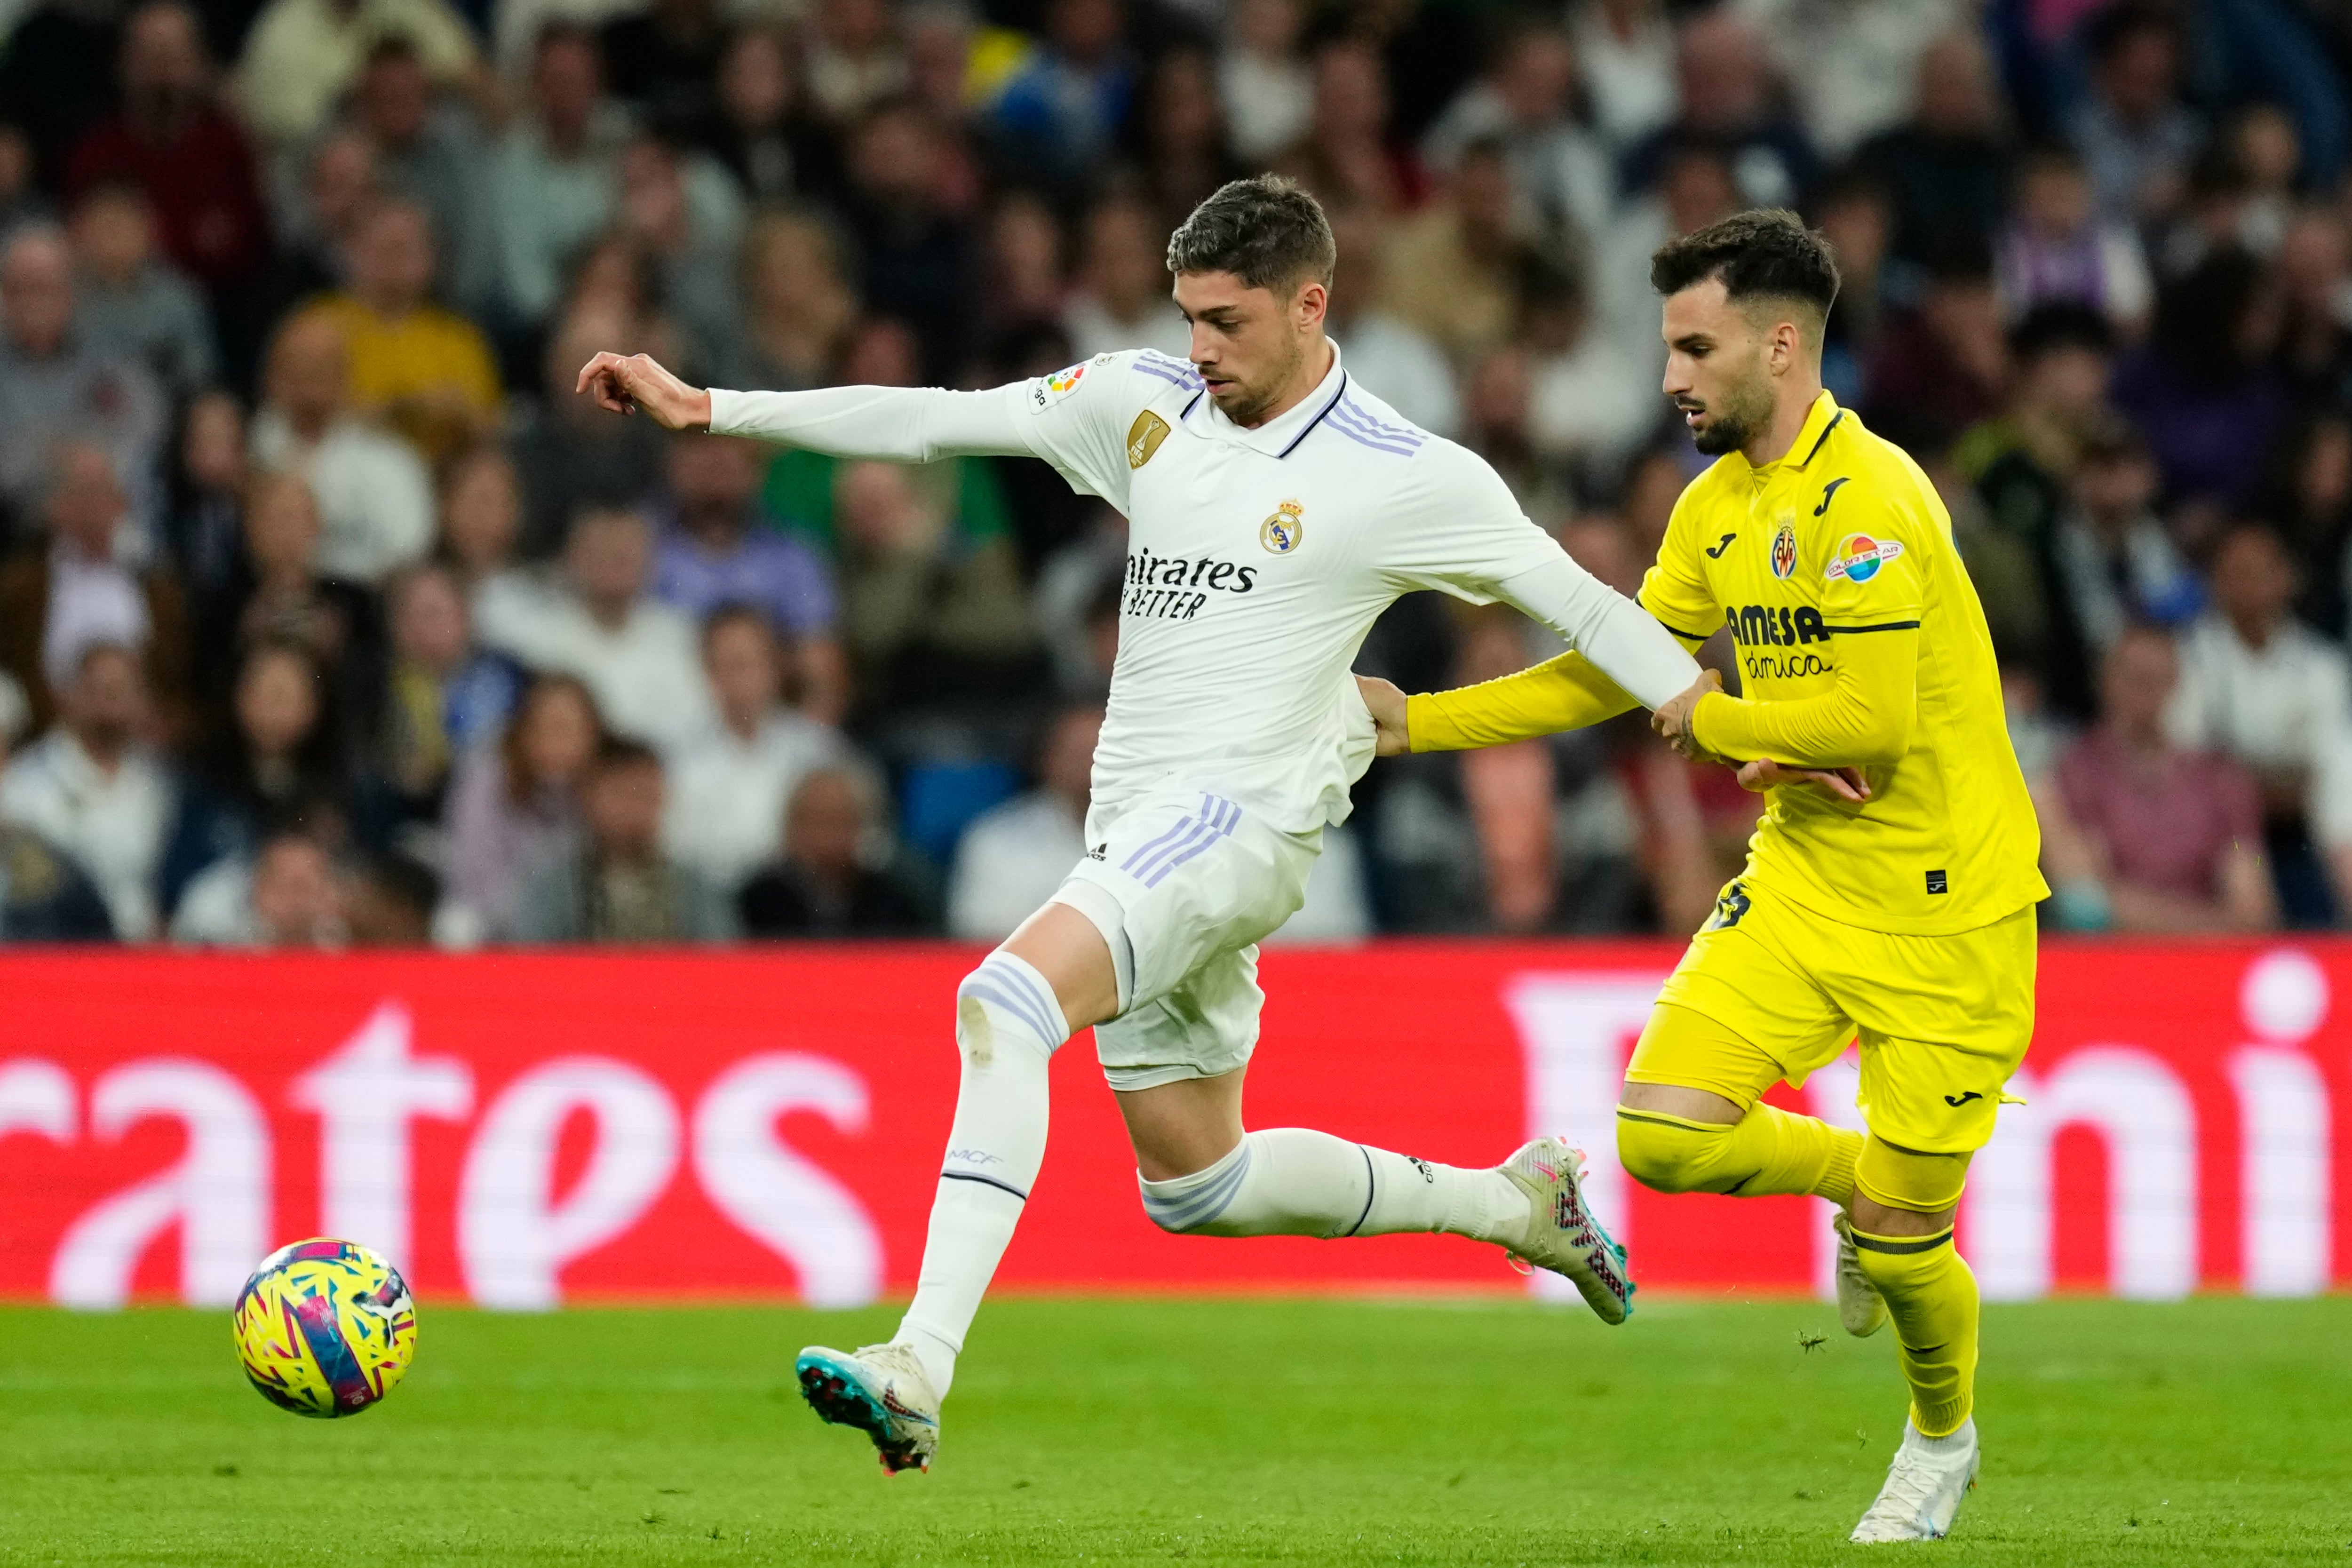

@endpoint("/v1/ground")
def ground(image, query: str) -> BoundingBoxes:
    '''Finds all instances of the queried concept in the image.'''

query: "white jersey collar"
[1183,340,1349,459]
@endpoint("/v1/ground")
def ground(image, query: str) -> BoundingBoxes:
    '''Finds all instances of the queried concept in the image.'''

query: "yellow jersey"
[1411,390,2047,936]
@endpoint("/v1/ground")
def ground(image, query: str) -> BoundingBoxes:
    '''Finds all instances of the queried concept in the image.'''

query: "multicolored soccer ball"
[231,1238,416,1417]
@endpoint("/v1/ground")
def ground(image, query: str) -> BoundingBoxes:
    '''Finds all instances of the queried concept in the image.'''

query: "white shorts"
[1050,786,1322,1091]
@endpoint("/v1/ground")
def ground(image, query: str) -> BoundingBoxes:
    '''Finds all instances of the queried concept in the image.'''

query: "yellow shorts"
[1630,880,2037,1155]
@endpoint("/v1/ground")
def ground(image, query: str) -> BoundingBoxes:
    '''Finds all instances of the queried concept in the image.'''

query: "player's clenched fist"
[1356,675,1410,756]
[576,351,714,431]
[1650,668,1722,759]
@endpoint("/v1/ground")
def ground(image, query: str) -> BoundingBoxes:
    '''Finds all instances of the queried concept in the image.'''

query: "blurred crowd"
[2,0,2350,947]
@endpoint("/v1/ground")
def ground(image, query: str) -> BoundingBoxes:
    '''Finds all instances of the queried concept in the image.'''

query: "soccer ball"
[231,1238,417,1417]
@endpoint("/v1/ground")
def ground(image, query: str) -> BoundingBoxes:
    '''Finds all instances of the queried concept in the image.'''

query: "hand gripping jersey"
[1410,392,2048,935]
[711,345,1699,837]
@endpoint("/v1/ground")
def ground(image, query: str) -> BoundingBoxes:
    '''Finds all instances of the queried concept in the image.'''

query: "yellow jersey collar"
[1748,390,1843,478]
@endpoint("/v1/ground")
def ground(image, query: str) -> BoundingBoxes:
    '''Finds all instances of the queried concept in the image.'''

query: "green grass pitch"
[2,1295,2347,1565]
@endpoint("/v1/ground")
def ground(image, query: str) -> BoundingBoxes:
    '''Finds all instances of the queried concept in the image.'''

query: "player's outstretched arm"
[1675,625,1919,770]
[575,351,1037,462]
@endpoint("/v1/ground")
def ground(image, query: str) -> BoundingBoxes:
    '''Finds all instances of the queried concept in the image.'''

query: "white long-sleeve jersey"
[712,344,1698,835]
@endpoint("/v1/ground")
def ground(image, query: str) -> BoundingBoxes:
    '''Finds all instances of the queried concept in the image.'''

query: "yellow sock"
[1851,1225,1979,1436]
[1616,1103,1861,1202]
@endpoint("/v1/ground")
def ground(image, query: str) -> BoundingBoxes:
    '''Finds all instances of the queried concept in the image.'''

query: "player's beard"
[1687,372,1776,457]
[1210,333,1305,428]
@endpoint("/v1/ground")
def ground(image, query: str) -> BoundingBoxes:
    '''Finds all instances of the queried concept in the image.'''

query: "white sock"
[1138,1128,1522,1242]
[892,951,1067,1397]
[1906,1417,1977,1456]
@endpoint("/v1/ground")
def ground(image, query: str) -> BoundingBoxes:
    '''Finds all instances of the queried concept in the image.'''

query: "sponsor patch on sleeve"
[1825,532,1905,583]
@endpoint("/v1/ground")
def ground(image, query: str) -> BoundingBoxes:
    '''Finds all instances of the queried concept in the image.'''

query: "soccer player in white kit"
[579,176,1711,1474]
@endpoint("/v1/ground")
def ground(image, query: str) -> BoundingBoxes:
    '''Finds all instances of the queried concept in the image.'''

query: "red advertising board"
[0,941,2343,1307]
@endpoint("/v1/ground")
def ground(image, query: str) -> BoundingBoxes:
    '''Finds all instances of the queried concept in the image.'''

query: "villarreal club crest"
[1771,518,1798,580]
[232,1238,417,1417]
[1261,499,1305,555]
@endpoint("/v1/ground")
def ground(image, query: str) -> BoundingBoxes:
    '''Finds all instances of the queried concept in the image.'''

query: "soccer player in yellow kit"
[1360,210,2046,1543]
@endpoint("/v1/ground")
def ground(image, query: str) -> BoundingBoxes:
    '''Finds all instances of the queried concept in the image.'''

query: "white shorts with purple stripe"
[1050,786,1322,1091]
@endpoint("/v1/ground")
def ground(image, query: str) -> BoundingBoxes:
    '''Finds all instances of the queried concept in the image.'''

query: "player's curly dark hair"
[1165,175,1336,294]
[1650,208,1841,318]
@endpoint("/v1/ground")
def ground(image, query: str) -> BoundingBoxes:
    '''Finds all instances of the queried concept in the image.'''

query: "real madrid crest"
[1771,517,1797,580]
[1260,499,1305,554]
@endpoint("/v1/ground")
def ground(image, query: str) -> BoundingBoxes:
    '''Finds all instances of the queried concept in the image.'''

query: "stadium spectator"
[2266,412,2352,639]
[1322,207,1458,440]
[2169,522,2352,925]
[2229,103,2302,259]
[2271,209,2352,406]
[840,99,973,379]
[2054,625,2275,932]
[160,390,246,619]
[0,1,119,192]
[478,503,716,751]
[1381,140,1528,367]
[1461,344,1570,528]
[1280,38,1412,215]
[1591,145,1739,371]
[1062,195,1188,362]
[1523,258,1657,486]
[1421,21,1612,243]
[308,199,502,466]
[1128,47,1242,234]
[0,643,173,939]
[947,703,1099,941]
[611,132,746,378]
[380,562,524,824]
[248,310,434,584]
[507,309,671,559]
[490,24,628,326]
[2045,421,2201,716]
[649,431,844,717]
[1994,143,2153,335]
[802,0,906,128]
[0,225,165,536]
[1849,32,2011,269]
[343,849,438,945]
[513,734,735,942]
[0,441,191,741]
[346,37,499,318]
[440,671,600,940]
[435,442,531,612]
[832,456,1035,727]
[2110,247,2288,518]
[202,471,386,736]
[718,207,860,396]
[160,638,386,917]
[65,181,214,394]
[987,0,1134,192]
[598,0,725,125]
[1570,0,1677,153]
[1861,242,2007,454]
[1621,10,1815,209]
[1811,168,1893,402]
[1748,0,1957,164]
[0,815,117,940]
[1217,0,1312,163]
[233,0,481,149]
[738,763,930,937]
[2066,8,2203,226]
[171,828,348,946]
[64,1,270,300]
[253,130,374,328]
[660,605,844,893]
[701,25,841,209]
[971,191,1066,353]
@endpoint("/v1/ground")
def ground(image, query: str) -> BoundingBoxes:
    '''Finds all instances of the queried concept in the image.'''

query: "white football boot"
[1497,1137,1636,1324]
[1832,1212,1889,1337]
[795,1342,941,1474]
[1850,1419,1980,1542]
